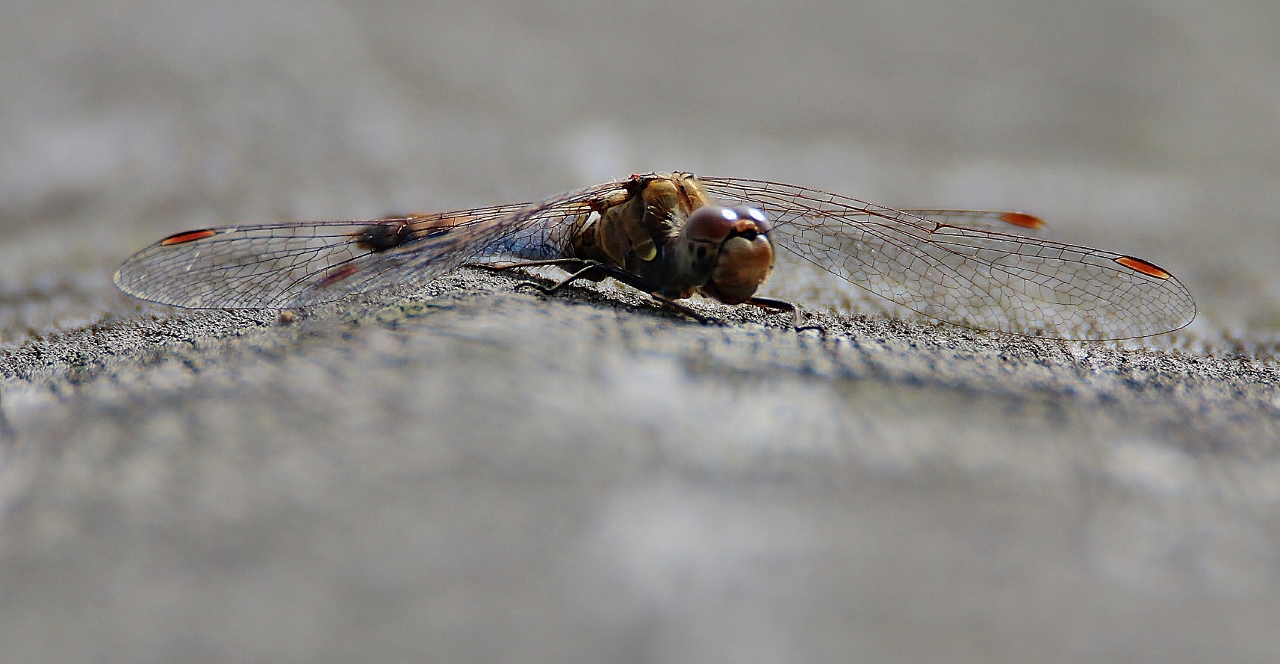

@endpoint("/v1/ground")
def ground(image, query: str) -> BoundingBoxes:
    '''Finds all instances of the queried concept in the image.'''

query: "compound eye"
[684,206,739,243]
[735,207,771,234]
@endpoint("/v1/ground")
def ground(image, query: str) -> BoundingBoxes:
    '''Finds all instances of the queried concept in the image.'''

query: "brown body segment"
[354,221,413,252]
[566,173,729,299]
[562,174,774,304]
[352,213,476,253]
[570,173,712,267]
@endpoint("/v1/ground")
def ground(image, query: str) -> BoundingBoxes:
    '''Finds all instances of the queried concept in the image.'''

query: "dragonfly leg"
[647,292,714,324]
[504,261,717,323]
[465,258,589,272]
[469,259,714,324]
[745,297,821,332]
[577,265,715,323]
[465,258,600,293]
[518,262,609,295]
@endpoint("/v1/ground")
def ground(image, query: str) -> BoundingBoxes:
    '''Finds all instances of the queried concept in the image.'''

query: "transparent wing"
[897,209,1054,239]
[114,179,630,309]
[699,177,1196,340]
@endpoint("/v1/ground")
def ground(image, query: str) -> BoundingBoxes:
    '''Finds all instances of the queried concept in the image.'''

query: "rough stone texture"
[3,1,1280,662]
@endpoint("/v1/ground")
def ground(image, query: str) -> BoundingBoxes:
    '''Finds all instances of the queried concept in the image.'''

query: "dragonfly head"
[675,205,774,305]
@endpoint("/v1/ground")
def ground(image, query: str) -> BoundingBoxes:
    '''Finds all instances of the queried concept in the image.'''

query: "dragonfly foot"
[746,297,821,332]
[649,292,715,324]
[513,279,556,295]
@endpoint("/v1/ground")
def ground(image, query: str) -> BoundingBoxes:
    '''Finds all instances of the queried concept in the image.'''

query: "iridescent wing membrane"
[113,181,629,309]
[115,173,1195,339]
[698,177,1196,339]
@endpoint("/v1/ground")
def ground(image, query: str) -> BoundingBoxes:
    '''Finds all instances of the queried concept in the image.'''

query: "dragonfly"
[114,171,1196,340]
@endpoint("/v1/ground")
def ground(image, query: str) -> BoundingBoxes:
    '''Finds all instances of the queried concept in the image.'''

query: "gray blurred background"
[2,1,1280,662]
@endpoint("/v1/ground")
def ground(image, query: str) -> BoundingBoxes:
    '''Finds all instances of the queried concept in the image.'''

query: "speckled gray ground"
[3,1,1280,662]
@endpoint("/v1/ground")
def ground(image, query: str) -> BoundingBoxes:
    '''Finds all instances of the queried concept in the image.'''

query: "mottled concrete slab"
[4,269,1280,662]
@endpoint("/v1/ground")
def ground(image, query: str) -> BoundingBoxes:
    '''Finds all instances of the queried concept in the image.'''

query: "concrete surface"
[2,1,1280,662]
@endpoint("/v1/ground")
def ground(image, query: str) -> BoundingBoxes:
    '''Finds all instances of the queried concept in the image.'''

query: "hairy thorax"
[566,173,773,303]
